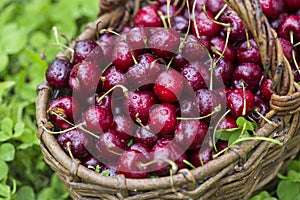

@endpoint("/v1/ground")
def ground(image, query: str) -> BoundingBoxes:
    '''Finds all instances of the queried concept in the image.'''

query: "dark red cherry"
[213,57,234,87]
[134,125,158,149]
[83,105,113,134]
[101,162,118,177]
[217,115,238,130]
[159,4,179,16]
[81,154,104,169]
[279,38,298,63]
[95,130,127,162]
[270,12,288,30]
[69,61,101,96]
[181,35,210,62]
[154,69,184,103]
[180,61,210,91]
[134,5,163,27]
[118,150,149,179]
[283,0,300,11]
[129,143,151,159]
[171,16,189,33]
[57,129,89,158]
[188,146,214,167]
[260,78,274,100]
[227,88,255,119]
[48,95,80,130]
[174,120,208,151]
[111,115,134,141]
[112,40,138,72]
[148,103,177,136]
[46,59,72,88]
[195,89,221,122]
[205,0,225,15]
[217,141,228,152]
[148,28,180,60]
[232,63,263,93]
[95,93,112,110]
[126,27,149,52]
[192,11,221,38]
[126,54,162,90]
[210,36,236,63]
[279,15,300,42]
[124,90,158,124]
[150,138,187,176]
[236,38,262,65]
[249,95,270,122]
[178,98,200,118]
[74,40,103,65]
[259,0,285,19]
[100,65,126,92]
[220,11,247,42]
[98,34,116,67]
[171,53,189,71]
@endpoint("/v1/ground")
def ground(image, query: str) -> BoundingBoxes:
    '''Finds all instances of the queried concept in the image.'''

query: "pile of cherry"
[44,0,300,178]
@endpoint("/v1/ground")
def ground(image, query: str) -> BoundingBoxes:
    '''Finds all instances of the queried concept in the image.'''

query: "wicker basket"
[36,0,300,199]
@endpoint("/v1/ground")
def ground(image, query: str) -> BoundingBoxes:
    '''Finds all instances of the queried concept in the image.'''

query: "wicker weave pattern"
[36,0,300,199]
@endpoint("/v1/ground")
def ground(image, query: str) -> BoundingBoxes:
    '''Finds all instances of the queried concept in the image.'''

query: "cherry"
[100,65,127,92]
[95,93,112,110]
[69,61,101,96]
[205,0,225,15]
[192,11,221,38]
[124,90,158,125]
[180,61,210,91]
[260,78,274,100]
[171,53,189,71]
[111,115,134,141]
[101,162,118,177]
[129,143,151,159]
[217,115,238,130]
[112,40,138,72]
[174,120,208,151]
[270,12,288,30]
[213,57,234,87]
[126,27,149,53]
[148,103,177,136]
[171,16,189,34]
[154,69,184,103]
[57,129,90,158]
[83,105,113,134]
[126,53,162,90]
[188,0,207,16]
[292,64,300,82]
[147,28,180,60]
[95,130,127,162]
[249,95,270,122]
[134,5,163,27]
[232,63,263,93]
[150,138,187,176]
[81,154,104,169]
[98,34,116,67]
[259,0,285,19]
[74,40,103,65]
[181,35,210,62]
[227,88,255,119]
[118,150,149,179]
[283,0,300,11]
[48,95,80,130]
[134,125,158,149]
[210,36,236,63]
[159,4,180,16]
[46,58,72,88]
[279,38,298,63]
[188,146,214,167]
[178,98,200,118]
[236,38,262,65]
[278,15,300,42]
[195,89,221,122]
[220,11,247,42]
[217,141,228,152]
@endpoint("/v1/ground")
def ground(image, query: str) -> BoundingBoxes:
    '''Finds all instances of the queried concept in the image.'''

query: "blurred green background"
[0,0,299,199]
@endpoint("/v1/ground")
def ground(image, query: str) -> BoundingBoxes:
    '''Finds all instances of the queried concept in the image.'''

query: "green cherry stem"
[176,104,221,120]
[96,84,129,103]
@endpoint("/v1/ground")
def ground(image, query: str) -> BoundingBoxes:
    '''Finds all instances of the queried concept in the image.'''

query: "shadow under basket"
[36,0,300,199]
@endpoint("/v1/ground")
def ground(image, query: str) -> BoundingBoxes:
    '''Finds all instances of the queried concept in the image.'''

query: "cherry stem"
[294,42,300,47]
[192,0,200,38]
[212,109,231,153]
[67,141,74,160]
[183,159,196,169]
[245,29,251,49]
[215,4,228,20]
[167,0,172,29]
[158,11,169,29]
[97,84,129,103]
[135,113,145,127]
[40,43,74,61]
[241,81,247,116]
[140,158,178,174]
[179,0,191,50]
[215,26,231,65]
[176,104,221,120]
[201,4,230,27]
[47,109,100,139]
[292,50,300,75]
[39,122,85,135]
[254,109,278,127]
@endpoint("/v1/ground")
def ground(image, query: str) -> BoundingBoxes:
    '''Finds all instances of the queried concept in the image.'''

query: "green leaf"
[277,180,300,200]
[0,23,28,54]
[288,160,300,173]
[0,117,13,142]
[215,128,241,141]
[0,52,9,73]
[0,81,15,104]
[0,183,11,198]
[236,116,255,131]
[228,132,242,146]
[0,160,9,180]
[14,122,25,138]
[15,186,35,200]
[0,143,15,161]
[250,191,277,200]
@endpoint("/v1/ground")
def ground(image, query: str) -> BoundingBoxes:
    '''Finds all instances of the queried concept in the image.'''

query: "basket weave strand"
[36,0,300,199]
